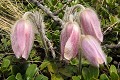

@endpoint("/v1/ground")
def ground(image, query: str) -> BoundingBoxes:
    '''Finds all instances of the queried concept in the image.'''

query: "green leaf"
[51,0,57,5]
[89,66,99,78]
[109,15,119,24]
[82,67,90,80]
[58,13,63,19]
[72,76,81,80]
[40,60,50,70]
[1,38,7,47]
[106,0,115,5]
[100,74,109,80]
[47,62,57,73]
[46,32,52,39]
[107,57,113,63]
[1,59,10,68]
[11,65,21,75]
[35,74,48,80]
[57,3,63,8]
[109,65,117,74]
[54,30,60,36]
[106,0,110,4]
[26,64,38,79]
[82,66,99,80]
[66,65,77,73]
[82,58,90,66]
[0,54,4,60]
[46,0,53,7]
[20,63,30,74]
[110,72,119,80]
[16,73,23,80]
[59,68,72,77]
[51,74,63,80]
[7,75,16,80]
[70,58,79,65]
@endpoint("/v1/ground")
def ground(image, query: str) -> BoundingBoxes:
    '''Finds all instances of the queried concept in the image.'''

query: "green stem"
[78,49,82,75]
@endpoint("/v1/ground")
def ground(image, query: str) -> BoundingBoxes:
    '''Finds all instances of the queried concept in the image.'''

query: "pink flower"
[60,21,81,60]
[11,18,34,60]
[80,35,106,67]
[79,8,103,42]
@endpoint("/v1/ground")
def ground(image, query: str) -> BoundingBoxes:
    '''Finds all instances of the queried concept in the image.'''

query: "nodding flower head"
[79,8,103,42]
[11,16,34,60]
[60,21,81,60]
[80,35,106,67]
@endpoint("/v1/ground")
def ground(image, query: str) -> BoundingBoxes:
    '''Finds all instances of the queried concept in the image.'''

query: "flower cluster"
[10,6,106,67]
[60,7,106,67]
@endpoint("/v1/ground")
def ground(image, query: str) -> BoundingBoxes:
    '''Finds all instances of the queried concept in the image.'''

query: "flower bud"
[11,18,34,60]
[79,8,103,42]
[60,21,81,60]
[80,35,106,67]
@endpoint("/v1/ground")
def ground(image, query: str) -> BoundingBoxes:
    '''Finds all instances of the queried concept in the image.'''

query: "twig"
[34,11,49,57]
[25,11,56,58]
[29,0,64,26]
[27,60,42,63]
[33,11,56,58]
[104,44,120,49]
[103,21,120,35]
[53,0,73,15]
[45,36,56,58]
[63,4,85,22]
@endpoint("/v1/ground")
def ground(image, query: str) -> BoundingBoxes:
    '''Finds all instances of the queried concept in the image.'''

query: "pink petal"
[16,20,26,53]
[60,22,74,59]
[60,22,80,60]
[22,21,34,59]
[81,35,106,67]
[11,19,34,60]
[64,24,80,60]
[80,8,103,42]
[11,19,26,58]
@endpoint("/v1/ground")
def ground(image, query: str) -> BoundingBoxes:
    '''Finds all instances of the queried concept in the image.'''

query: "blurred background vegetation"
[0,0,120,80]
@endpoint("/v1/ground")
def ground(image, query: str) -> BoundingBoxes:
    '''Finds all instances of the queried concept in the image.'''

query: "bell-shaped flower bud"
[11,18,34,60]
[80,35,106,67]
[79,8,103,42]
[60,21,81,60]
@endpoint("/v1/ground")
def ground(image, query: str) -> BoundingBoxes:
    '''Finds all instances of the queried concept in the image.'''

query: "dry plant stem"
[36,17,48,57]
[45,36,56,58]
[103,21,120,35]
[63,7,72,22]
[53,0,73,15]
[27,11,49,57]
[27,60,42,63]
[71,4,85,13]
[0,16,13,26]
[38,13,48,51]
[71,4,85,22]
[29,0,64,26]
[40,21,56,58]
[63,4,85,22]
[34,12,56,58]
[104,44,120,49]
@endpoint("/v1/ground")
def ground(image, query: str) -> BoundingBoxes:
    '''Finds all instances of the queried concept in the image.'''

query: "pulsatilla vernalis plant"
[60,6,106,67]
[10,5,106,67]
